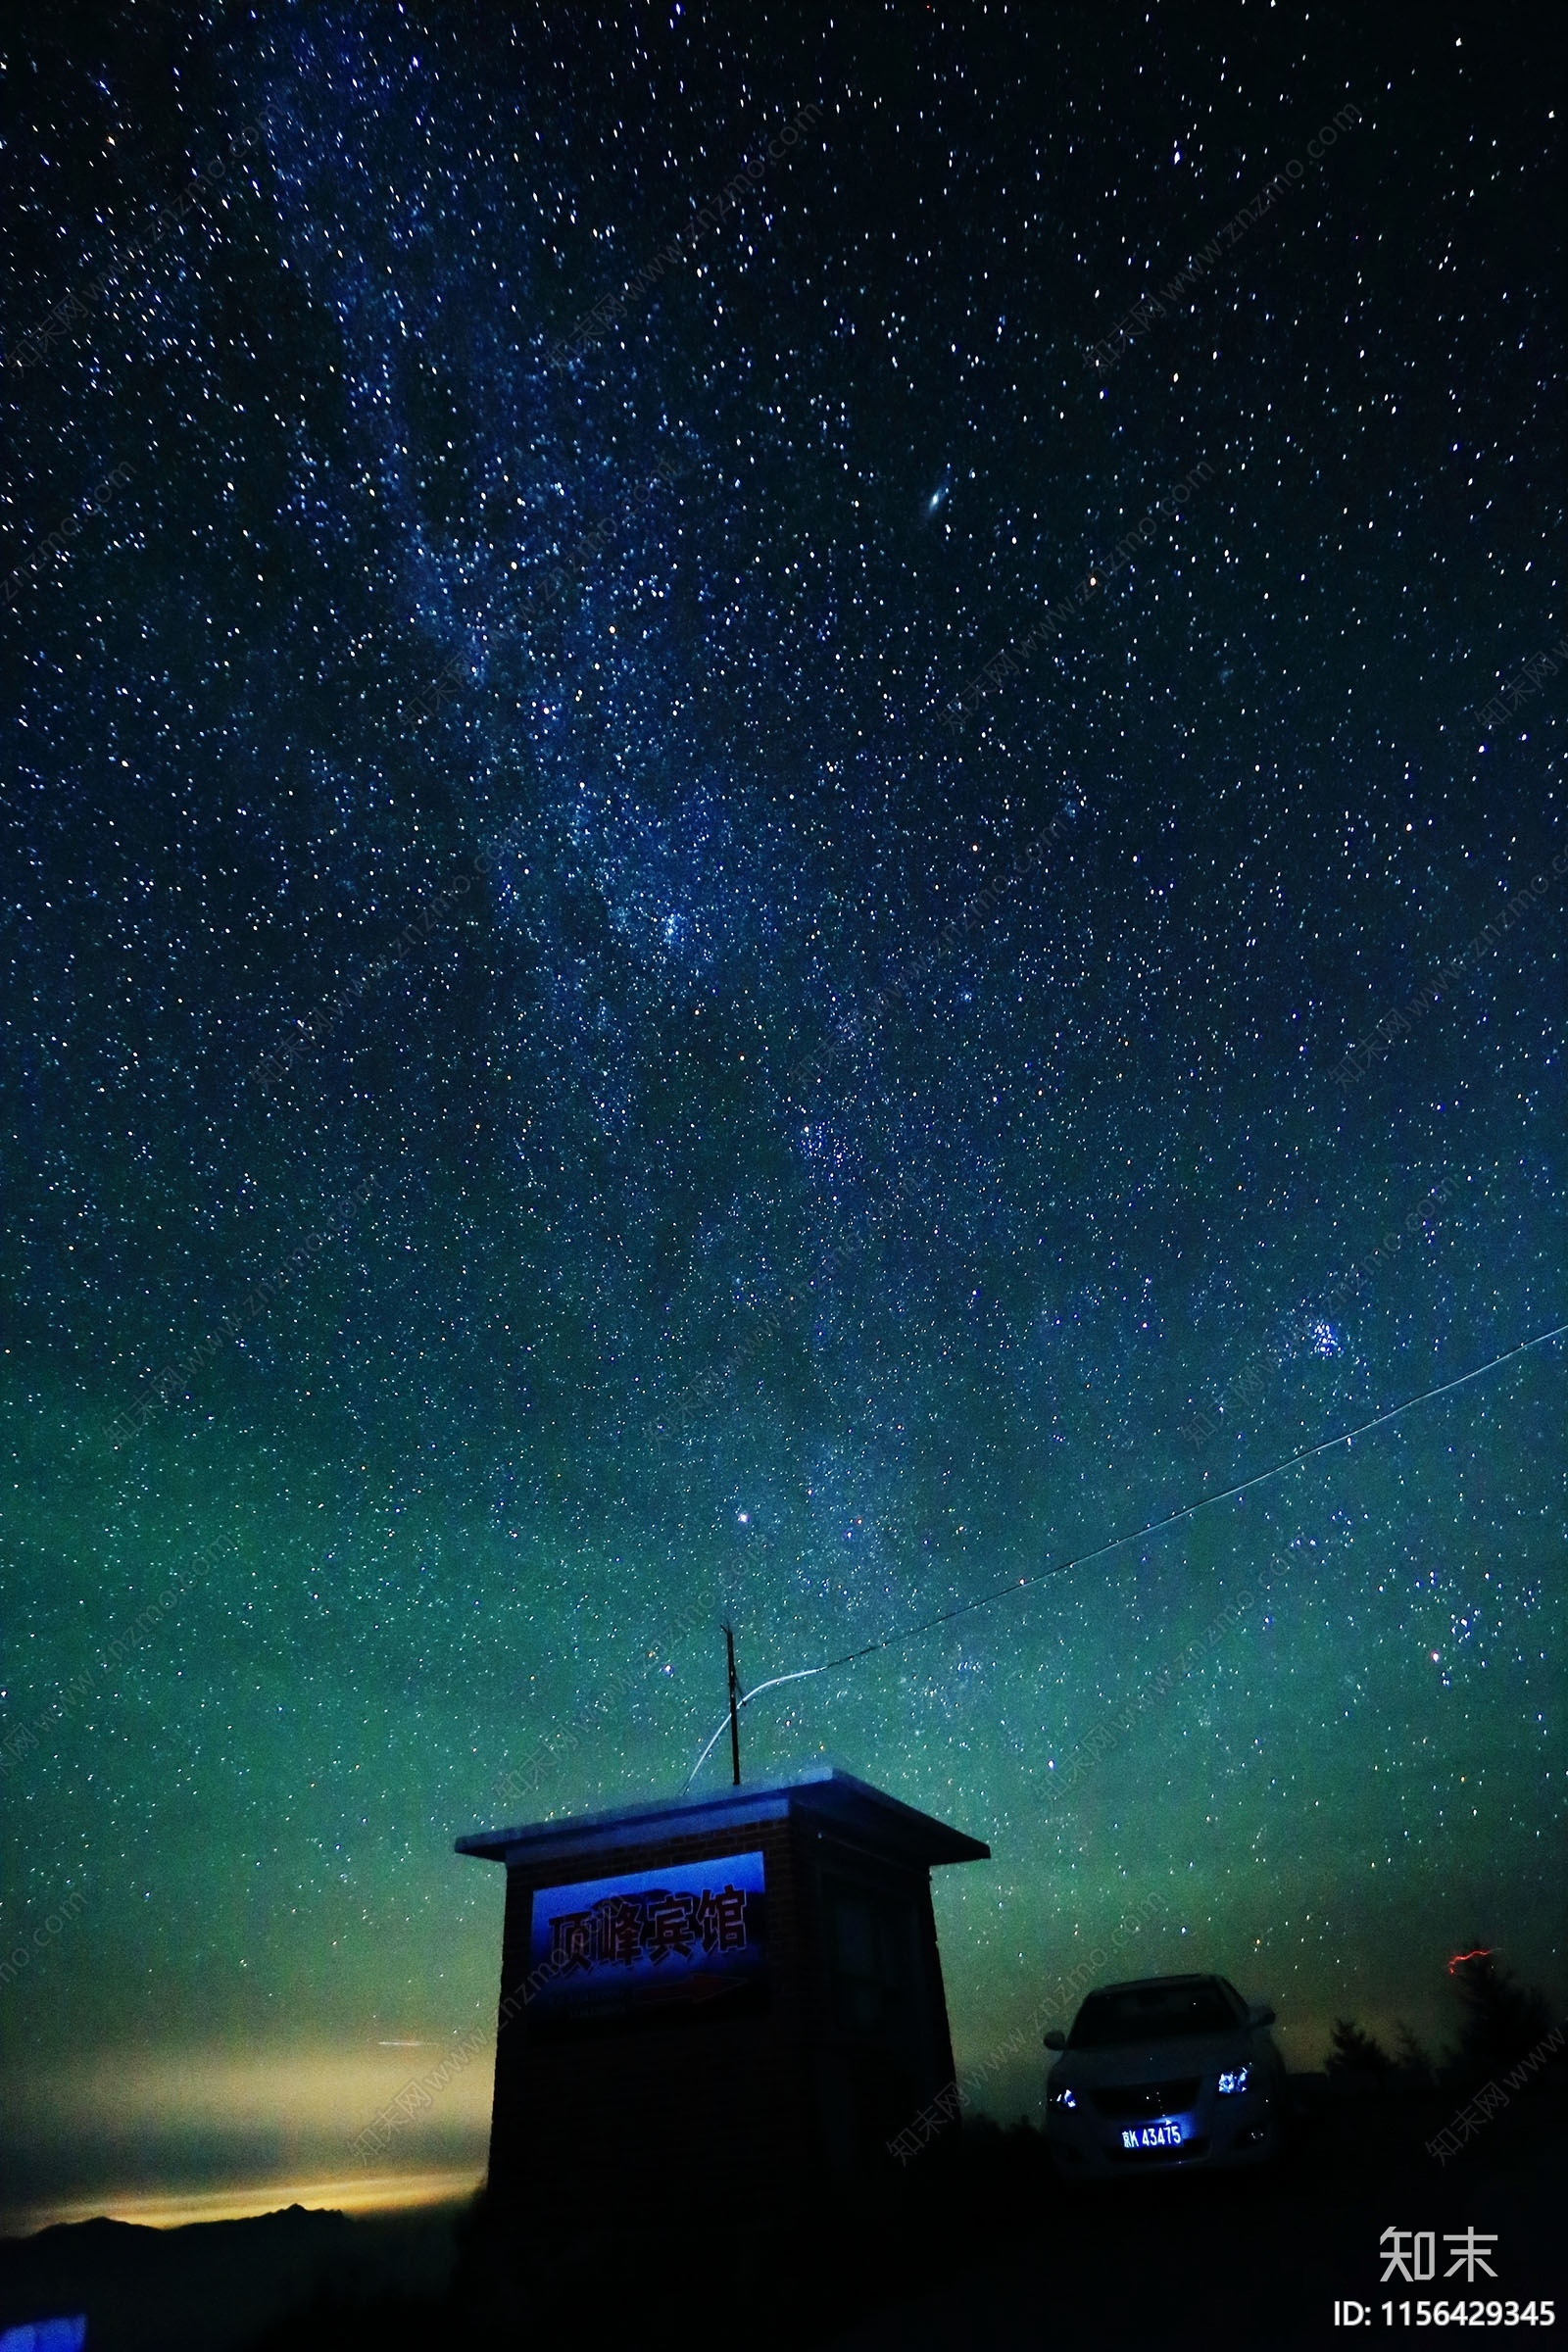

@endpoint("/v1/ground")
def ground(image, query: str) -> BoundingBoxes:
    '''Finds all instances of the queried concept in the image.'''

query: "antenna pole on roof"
[723,1623,742,1787]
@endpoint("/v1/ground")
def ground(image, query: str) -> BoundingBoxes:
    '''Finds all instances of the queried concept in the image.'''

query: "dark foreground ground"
[1,2084,1562,2351]
[0,2203,459,2352]
[823,2085,1566,2351]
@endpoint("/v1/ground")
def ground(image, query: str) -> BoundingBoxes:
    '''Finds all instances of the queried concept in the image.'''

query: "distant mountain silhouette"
[0,2202,456,2352]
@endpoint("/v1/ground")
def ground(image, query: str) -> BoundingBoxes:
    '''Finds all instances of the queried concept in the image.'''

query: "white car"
[1044,1972,1285,2178]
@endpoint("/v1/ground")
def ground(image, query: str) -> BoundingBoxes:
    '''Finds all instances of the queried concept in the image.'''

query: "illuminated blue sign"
[527,1850,767,2031]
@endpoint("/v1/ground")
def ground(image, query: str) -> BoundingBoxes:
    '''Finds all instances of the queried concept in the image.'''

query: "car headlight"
[1048,2084,1077,2110]
[1216,2066,1250,2095]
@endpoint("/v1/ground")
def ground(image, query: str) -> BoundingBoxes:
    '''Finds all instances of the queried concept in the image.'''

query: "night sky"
[1,2,1563,2226]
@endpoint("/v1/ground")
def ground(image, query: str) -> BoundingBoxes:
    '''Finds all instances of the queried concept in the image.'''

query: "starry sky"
[1,0,1563,2224]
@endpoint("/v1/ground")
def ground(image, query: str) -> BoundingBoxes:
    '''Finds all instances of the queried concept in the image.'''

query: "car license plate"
[1121,2120,1185,2151]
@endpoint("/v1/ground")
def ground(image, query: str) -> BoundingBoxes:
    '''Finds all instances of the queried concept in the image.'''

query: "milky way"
[1,5,1561,2212]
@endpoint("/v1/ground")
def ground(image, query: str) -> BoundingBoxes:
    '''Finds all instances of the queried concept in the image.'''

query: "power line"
[682,1314,1568,1790]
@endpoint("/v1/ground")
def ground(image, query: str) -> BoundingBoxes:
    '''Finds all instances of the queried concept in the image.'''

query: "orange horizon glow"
[1,2166,484,2239]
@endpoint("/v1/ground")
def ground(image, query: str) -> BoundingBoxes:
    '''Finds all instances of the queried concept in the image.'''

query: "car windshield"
[1069,1983,1240,2047]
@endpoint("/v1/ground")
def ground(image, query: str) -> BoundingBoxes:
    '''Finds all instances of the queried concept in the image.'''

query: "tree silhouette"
[1325,2017,1394,2080]
[1446,1951,1554,2086]
[1393,2023,1435,2085]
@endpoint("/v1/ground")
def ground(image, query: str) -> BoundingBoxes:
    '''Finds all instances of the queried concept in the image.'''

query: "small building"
[456,1766,989,2226]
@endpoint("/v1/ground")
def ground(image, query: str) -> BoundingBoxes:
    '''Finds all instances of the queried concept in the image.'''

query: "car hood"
[1049,2032,1257,2087]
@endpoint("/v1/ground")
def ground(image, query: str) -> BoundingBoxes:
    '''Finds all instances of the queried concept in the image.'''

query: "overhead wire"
[682,1315,1568,1791]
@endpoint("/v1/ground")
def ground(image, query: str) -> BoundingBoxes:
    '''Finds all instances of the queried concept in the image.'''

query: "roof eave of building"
[455,1765,990,1871]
